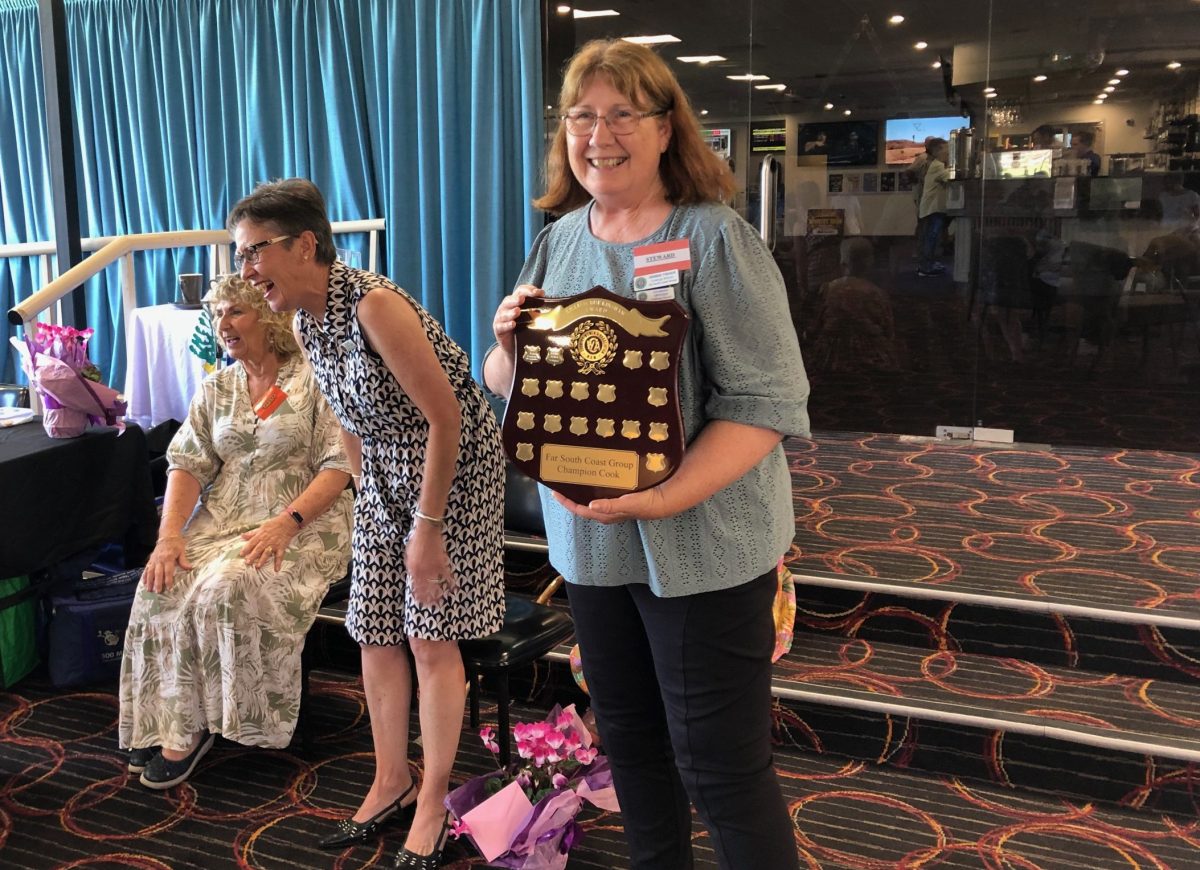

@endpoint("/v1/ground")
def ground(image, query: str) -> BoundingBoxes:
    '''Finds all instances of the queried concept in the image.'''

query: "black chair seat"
[460,594,573,669]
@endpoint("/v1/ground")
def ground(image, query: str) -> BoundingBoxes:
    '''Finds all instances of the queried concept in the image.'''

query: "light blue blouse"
[514,201,810,597]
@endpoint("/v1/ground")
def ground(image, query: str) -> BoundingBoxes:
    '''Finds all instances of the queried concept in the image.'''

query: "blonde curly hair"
[203,274,299,359]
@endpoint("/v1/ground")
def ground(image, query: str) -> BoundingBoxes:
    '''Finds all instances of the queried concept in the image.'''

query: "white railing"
[2,219,384,410]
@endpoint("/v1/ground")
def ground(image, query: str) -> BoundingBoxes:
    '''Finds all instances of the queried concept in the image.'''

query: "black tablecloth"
[0,421,157,581]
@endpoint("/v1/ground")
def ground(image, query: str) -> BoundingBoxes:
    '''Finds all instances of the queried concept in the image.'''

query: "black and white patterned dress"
[297,261,505,644]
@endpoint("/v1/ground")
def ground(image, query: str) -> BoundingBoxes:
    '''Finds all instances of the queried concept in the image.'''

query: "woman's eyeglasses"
[561,108,666,136]
[234,235,293,269]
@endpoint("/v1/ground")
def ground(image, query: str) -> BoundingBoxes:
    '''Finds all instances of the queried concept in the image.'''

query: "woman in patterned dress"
[118,274,354,790]
[228,179,504,866]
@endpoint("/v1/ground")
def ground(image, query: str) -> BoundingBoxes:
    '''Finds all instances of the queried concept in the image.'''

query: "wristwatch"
[287,509,304,528]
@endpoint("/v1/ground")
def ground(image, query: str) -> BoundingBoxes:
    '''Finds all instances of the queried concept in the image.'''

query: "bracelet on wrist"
[413,509,445,529]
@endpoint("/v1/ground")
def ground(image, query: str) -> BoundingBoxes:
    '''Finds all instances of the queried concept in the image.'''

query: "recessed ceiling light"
[1115,69,1129,76]
[726,73,769,81]
[677,55,727,64]
[932,60,942,69]
[754,84,787,91]
[556,4,571,13]
[699,109,709,116]
[1107,79,1120,85]
[824,102,834,110]
[1103,86,1115,93]
[1033,75,1047,82]
[888,14,905,25]
[1096,93,1108,99]
[1093,99,1104,104]
[621,34,681,45]
[572,8,619,18]
[914,41,928,50]
[843,109,852,115]
[985,92,997,98]
[1167,61,1182,70]
[983,86,995,93]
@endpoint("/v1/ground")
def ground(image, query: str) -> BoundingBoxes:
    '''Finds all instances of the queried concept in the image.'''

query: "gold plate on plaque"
[502,285,689,504]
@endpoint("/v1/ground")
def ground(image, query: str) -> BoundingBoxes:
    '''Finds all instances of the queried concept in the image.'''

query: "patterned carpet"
[785,433,1200,626]
[3,669,1200,869]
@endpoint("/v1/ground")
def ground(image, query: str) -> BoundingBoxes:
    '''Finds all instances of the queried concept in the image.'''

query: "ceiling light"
[556,4,571,13]
[843,109,852,115]
[677,55,727,64]
[824,102,834,110]
[1167,61,1182,70]
[699,109,709,116]
[755,84,787,91]
[726,73,769,81]
[1096,93,1108,99]
[983,86,995,93]
[572,8,619,18]
[1107,79,1120,85]
[932,60,942,69]
[1103,86,1115,93]
[914,41,928,50]
[621,34,681,45]
[888,14,905,25]
[985,92,997,99]
[1093,99,1104,105]
[1115,69,1129,76]
[1033,75,1047,82]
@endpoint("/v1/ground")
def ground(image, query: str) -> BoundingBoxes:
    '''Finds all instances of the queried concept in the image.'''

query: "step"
[785,432,1200,629]
[772,632,1200,762]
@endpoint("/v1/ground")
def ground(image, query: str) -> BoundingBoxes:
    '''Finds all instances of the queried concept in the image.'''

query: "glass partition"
[549,0,1200,451]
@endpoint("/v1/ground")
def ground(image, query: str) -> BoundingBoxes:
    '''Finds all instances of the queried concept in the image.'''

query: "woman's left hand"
[551,487,672,524]
[240,516,297,571]
[405,521,457,605]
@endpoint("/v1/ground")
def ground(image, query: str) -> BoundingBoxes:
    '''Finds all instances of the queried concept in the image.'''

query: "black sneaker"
[139,731,214,790]
[128,746,159,773]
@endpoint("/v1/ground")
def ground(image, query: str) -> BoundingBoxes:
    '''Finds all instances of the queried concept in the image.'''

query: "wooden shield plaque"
[502,285,689,504]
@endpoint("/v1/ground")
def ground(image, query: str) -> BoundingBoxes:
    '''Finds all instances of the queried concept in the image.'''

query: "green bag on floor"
[0,575,41,688]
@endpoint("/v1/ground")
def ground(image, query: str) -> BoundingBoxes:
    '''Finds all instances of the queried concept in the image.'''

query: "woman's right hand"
[141,535,193,594]
[492,284,545,355]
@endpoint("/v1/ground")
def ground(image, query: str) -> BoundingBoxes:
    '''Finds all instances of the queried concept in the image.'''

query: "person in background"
[905,136,937,243]
[1158,172,1200,231]
[918,137,951,277]
[119,274,354,789]
[229,178,505,867]
[1071,130,1101,177]
[1030,124,1057,151]
[485,38,807,870]
[810,238,904,373]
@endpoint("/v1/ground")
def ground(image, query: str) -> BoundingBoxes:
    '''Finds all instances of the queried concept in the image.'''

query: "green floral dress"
[118,356,353,751]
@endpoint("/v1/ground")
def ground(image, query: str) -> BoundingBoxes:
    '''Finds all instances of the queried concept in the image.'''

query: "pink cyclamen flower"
[552,773,569,790]
[479,726,500,754]
[574,746,599,765]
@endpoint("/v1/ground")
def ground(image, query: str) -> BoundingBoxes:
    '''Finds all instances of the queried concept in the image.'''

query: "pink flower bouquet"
[445,704,619,870]
[10,325,126,438]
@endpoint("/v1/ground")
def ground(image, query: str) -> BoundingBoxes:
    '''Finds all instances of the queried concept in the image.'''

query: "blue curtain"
[0,0,542,387]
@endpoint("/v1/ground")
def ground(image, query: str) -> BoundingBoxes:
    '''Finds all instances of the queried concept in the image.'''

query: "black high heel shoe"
[318,781,418,850]
[393,811,452,868]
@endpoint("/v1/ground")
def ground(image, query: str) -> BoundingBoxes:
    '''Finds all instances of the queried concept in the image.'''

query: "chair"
[0,384,30,408]
[295,571,353,754]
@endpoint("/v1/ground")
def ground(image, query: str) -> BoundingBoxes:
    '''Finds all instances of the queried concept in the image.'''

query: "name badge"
[254,385,288,420]
[636,286,677,302]
[633,239,691,276]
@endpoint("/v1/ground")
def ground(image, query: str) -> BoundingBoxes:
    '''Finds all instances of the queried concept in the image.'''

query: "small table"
[0,421,157,581]
[123,304,215,429]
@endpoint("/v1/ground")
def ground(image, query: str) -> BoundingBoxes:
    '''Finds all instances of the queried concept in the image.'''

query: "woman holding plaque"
[484,39,808,870]
[229,179,504,866]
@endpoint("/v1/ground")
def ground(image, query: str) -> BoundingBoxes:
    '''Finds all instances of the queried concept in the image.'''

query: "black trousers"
[567,569,799,870]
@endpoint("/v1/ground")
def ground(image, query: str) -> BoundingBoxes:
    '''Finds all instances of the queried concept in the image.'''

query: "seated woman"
[118,274,354,789]
[809,237,905,372]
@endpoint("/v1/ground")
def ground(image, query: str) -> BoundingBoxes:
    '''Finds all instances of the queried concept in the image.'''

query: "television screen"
[796,120,879,167]
[751,123,786,153]
[884,116,964,165]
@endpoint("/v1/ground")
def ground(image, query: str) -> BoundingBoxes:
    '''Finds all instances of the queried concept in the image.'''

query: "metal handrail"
[4,219,384,327]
